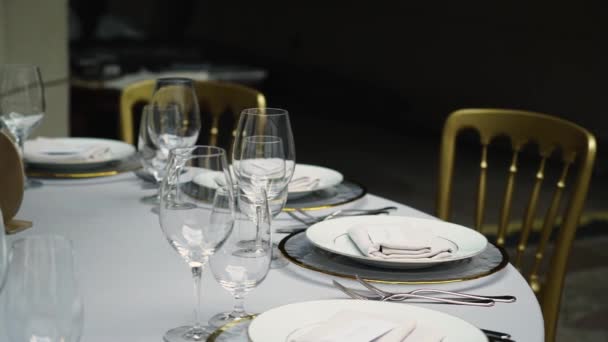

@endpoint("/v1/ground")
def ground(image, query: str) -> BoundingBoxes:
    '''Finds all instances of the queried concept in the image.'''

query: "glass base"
[163,325,213,342]
[208,311,252,328]
[140,192,160,205]
[270,243,289,269]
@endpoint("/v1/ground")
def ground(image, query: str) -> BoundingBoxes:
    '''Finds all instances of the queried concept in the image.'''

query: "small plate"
[306,216,487,269]
[248,299,487,342]
[24,137,136,170]
[288,164,343,199]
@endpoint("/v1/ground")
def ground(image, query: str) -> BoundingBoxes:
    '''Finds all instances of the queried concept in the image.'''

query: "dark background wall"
[70,1,608,141]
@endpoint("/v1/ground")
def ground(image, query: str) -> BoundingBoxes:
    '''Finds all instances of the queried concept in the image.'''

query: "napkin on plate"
[287,310,444,342]
[288,176,320,192]
[27,137,112,163]
[347,224,454,260]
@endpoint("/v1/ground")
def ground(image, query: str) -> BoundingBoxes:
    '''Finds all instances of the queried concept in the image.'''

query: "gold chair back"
[119,79,266,146]
[437,108,596,342]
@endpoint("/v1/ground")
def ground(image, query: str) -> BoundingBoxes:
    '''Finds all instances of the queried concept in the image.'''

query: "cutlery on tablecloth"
[355,275,517,303]
[332,280,515,341]
[332,280,495,307]
[286,206,397,226]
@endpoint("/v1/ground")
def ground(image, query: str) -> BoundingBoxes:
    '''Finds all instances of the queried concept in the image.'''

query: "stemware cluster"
[143,80,295,341]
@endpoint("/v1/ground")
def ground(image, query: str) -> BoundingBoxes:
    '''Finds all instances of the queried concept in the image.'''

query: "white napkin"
[288,310,444,342]
[288,176,320,192]
[26,137,112,163]
[348,224,454,260]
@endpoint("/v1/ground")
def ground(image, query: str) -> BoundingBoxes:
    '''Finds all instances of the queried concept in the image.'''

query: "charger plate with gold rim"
[284,180,366,212]
[26,155,141,179]
[207,315,255,342]
[278,231,508,284]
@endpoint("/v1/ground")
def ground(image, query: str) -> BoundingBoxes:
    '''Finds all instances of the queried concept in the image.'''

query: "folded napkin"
[288,176,320,192]
[348,224,454,260]
[288,310,444,342]
[27,137,112,163]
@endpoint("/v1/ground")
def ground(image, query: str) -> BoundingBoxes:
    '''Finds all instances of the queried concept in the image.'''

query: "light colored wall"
[0,0,69,137]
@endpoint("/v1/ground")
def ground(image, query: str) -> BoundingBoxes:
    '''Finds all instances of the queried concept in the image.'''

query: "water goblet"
[0,64,45,188]
[159,145,235,341]
[4,235,84,342]
[208,191,272,327]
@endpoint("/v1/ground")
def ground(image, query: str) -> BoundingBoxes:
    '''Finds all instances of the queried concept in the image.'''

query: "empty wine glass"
[159,146,235,342]
[137,105,158,183]
[0,64,45,188]
[233,108,295,268]
[4,235,84,342]
[142,78,201,204]
[208,191,271,327]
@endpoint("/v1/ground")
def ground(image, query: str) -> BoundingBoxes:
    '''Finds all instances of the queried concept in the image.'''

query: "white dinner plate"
[24,137,136,169]
[288,164,343,199]
[306,215,488,269]
[248,299,488,342]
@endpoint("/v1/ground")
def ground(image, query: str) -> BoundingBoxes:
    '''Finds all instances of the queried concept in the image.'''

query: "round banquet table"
[0,173,544,341]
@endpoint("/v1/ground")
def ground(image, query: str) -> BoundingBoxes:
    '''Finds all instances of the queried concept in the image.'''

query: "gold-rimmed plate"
[284,180,366,212]
[278,230,508,285]
[26,154,141,179]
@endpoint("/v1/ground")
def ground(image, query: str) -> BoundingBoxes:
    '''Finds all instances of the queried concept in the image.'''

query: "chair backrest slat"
[497,150,520,246]
[474,144,489,231]
[514,156,547,268]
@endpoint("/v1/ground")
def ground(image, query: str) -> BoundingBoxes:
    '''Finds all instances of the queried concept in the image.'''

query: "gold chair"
[437,108,596,342]
[119,79,266,146]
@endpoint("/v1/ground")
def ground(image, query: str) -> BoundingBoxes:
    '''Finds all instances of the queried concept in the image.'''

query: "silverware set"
[277,206,397,234]
[333,276,516,341]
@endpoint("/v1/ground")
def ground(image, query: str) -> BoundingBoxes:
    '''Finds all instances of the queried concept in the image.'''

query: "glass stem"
[255,205,262,248]
[191,265,203,329]
[232,293,246,317]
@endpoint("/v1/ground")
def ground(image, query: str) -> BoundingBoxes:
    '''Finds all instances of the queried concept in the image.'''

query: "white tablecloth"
[0,173,544,341]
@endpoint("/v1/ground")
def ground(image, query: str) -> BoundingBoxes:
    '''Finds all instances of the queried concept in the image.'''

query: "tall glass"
[232,108,295,267]
[159,146,235,341]
[208,191,272,327]
[137,105,158,182]
[4,235,83,342]
[0,64,45,188]
[143,77,201,204]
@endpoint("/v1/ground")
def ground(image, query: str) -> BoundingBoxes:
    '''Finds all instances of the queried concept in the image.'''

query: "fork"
[355,275,517,303]
[287,206,396,225]
[332,280,495,307]
[333,280,513,340]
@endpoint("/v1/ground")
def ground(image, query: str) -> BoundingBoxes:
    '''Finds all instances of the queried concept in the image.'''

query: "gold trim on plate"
[27,164,142,179]
[283,180,367,212]
[207,315,256,342]
[278,232,509,285]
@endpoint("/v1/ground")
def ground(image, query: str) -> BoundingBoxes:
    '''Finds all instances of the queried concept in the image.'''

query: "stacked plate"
[208,300,489,341]
[24,137,138,179]
[305,215,488,270]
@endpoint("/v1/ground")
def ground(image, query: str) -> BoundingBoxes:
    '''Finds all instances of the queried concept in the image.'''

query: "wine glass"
[137,104,158,183]
[142,77,201,204]
[4,235,84,342]
[159,145,235,342]
[208,191,272,327]
[232,108,295,267]
[0,64,45,188]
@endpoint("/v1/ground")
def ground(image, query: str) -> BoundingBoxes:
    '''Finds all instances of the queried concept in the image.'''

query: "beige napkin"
[348,224,453,260]
[288,310,444,342]
[27,137,112,163]
[288,176,320,192]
